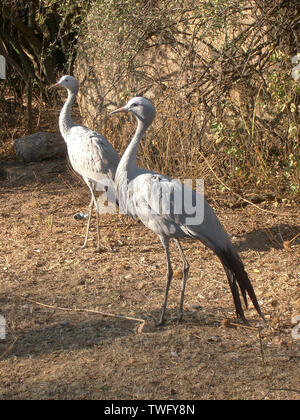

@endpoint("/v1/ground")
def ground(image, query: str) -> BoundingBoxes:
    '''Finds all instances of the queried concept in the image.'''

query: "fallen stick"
[13,294,145,324]
[225,321,259,331]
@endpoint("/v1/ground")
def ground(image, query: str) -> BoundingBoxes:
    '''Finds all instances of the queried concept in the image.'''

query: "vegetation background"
[0,1,300,401]
[0,0,299,202]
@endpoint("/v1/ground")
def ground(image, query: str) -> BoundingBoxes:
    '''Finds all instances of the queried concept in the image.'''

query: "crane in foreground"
[52,75,120,250]
[110,97,264,325]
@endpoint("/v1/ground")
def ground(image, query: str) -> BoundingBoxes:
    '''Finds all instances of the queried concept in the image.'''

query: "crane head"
[110,97,155,127]
[50,75,79,92]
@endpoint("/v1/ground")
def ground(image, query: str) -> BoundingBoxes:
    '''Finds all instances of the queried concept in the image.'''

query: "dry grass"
[0,72,299,401]
[0,160,299,400]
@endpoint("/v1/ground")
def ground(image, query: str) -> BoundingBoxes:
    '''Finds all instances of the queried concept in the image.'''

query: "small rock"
[291,314,300,324]
[137,281,145,290]
[74,212,89,220]
[207,336,221,343]
[59,320,70,327]
[188,304,201,311]
[198,363,207,369]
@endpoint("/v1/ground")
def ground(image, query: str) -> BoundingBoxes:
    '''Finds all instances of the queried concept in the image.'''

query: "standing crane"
[52,75,120,250]
[110,97,264,325]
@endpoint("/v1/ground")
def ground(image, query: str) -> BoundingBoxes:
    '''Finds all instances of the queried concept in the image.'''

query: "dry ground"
[0,159,299,400]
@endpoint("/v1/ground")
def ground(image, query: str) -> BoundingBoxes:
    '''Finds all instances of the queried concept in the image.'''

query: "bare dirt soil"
[0,159,299,400]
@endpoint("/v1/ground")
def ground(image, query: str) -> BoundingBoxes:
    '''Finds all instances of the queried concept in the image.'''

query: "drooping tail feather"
[216,245,264,324]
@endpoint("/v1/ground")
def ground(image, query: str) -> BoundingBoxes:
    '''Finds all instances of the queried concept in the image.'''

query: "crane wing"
[67,126,120,188]
[118,169,238,251]
[118,171,204,236]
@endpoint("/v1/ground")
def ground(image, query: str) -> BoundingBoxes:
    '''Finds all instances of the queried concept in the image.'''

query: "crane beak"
[109,106,128,115]
[49,82,59,89]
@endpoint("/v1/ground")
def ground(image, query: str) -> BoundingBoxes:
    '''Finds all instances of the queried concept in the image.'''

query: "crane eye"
[131,103,138,108]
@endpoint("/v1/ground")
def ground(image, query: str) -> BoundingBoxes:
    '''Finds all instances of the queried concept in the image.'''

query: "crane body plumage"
[111,97,264,325]
[66,126,119,187]
[53,75,120,249]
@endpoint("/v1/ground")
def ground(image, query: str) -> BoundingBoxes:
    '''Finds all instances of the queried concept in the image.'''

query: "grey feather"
[54,75,120,249]
[111,97,264,325]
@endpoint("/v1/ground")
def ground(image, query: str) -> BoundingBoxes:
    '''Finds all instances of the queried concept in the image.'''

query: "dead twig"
[283,232,300,250]
[13,294,145,324]
[278,227,300,250]
[224,320,260,331]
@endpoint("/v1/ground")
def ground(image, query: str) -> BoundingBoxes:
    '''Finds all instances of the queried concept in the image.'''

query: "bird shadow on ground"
[0,306,227,361]
[232,223,300,252]
[0,317,134,361]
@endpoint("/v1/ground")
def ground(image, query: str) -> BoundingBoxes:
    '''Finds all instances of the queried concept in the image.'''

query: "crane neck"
[59,88,78,140]
[117,118,147,178]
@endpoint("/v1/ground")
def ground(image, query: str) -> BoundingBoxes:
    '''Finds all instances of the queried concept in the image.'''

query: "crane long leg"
[82,183,101,250]
[158,236,173,326]
[81,195,94,249]
[93,191,102,252]
[95,208,100,251]
[175,239,190,323]
[90,185,102,251]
